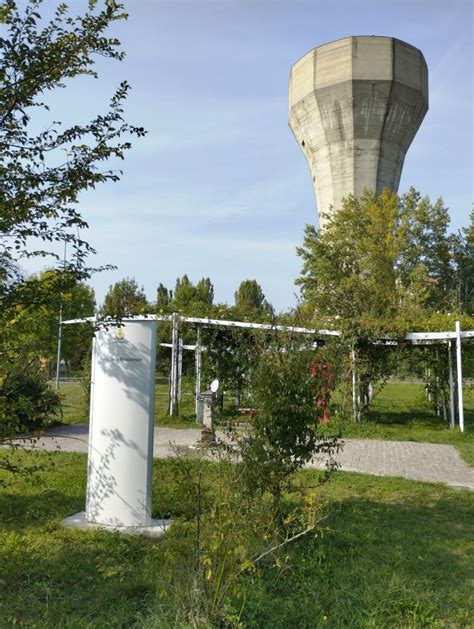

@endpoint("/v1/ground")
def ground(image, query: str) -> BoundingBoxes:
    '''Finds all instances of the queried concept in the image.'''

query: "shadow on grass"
[0,491,84,532]
[366,407,474,436]
[367,407,449,428]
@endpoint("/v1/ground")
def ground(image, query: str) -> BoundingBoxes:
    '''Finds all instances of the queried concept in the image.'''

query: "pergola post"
[455,320,464,432]
[448,340,455,429]
[55,240,67,389]
[169,313,179,416]
[55,302,63,389]
[351,348,359,423]
[195,327,202,415]
[177,338,183,401]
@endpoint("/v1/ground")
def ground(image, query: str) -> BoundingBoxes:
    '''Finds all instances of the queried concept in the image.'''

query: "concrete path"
[11,424,474,491]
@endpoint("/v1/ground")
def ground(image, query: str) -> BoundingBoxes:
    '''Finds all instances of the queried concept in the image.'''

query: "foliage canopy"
[0,0,144,441]
[297,189,473,335]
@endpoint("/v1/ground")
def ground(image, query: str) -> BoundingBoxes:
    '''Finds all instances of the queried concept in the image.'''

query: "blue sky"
[33,0,473,311]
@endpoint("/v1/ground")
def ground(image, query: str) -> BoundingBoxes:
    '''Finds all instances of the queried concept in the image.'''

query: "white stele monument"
[63,319,171,536]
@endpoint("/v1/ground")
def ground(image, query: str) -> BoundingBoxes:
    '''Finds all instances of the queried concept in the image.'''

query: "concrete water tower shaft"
[289,36,428,228]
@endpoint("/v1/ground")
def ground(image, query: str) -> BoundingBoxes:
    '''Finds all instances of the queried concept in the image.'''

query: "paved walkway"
[12,424,474,491]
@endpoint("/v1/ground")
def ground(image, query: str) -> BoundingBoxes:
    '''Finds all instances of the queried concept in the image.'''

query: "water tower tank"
[289,36,428,228]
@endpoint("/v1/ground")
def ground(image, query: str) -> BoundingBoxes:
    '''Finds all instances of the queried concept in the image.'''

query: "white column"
[86,320,157,527]
[455,321,464,432]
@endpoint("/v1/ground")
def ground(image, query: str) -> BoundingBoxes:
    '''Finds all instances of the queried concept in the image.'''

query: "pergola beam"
[63,314,473,343]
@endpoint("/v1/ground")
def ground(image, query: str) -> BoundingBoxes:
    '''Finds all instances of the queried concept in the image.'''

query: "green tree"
[101,277,148,317]
[156,282,172,313]
[61,281,95,372]
[397,189,454,313]
[13,271,95,374]
[297,188,462,331]
[0,360,61,435]
[0,0,144,306]
[0,0,144,444]
[296,189,472,420]
[172,275,196,312]
[234,279,273,316]
[453,209,474,314]
[195,277,214,306]
[170,275,214,315]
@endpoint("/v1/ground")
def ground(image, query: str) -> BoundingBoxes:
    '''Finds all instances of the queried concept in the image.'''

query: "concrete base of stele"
[62,512,173,538]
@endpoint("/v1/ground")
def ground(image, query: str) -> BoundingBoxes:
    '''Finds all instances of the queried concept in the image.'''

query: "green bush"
[241,340,340,498]
[0,362,61,438]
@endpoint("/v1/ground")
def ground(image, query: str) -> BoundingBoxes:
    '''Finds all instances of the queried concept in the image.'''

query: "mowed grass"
[0,450,473,627]
[58,379,474,464]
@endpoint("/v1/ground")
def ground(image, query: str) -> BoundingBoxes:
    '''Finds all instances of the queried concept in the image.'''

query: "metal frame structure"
[63,314,473,431]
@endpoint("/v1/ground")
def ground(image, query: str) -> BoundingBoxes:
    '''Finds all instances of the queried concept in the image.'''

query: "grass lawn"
[58,379,474,465]
[0,450,473,627]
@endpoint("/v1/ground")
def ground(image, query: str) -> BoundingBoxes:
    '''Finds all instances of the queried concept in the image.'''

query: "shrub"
[240,340,340,498]
[0,361,61,439]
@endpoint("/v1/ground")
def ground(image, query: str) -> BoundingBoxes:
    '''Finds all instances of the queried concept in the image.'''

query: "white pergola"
[63,315,473,432]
